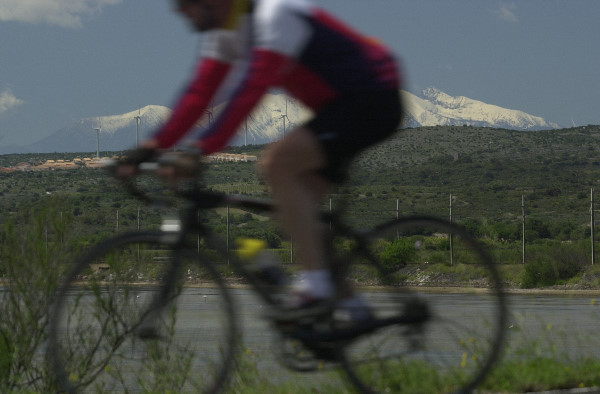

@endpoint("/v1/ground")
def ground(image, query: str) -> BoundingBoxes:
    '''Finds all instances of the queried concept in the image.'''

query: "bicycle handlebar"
[103,154,270,212]
[102,157,180,207]
[104,153,342,218]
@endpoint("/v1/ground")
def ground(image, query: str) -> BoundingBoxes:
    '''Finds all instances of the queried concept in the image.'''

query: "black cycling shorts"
[305,89,402,183]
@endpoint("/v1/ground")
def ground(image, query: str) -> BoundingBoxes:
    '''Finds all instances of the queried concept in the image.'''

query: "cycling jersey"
[154,0,401,154]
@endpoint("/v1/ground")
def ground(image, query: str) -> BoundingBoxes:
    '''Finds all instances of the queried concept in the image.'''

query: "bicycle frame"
[118,164,374,320]
[160,185,358,311]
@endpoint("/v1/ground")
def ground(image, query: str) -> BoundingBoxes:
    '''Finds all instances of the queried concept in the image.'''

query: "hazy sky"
[0,0,598,148]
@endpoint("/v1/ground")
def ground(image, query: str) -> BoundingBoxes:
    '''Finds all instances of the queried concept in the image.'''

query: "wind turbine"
[93,122,102,158]
[134,107,141,148]
[205,107,214,127]
[272,96,291,140]
[280,97,290,139]
[244,114,255,146]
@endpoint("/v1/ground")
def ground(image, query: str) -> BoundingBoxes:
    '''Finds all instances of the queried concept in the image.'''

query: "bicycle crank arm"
[293,312,431,344]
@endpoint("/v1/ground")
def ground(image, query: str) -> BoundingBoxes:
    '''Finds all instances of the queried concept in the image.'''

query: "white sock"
[293,270,334,299]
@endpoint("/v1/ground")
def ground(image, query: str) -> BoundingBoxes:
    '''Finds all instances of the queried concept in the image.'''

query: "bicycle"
[47,154,507,393]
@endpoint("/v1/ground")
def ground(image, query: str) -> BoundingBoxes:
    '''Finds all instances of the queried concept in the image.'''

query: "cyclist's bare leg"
[261,127,330,275]
[261,127,369,319]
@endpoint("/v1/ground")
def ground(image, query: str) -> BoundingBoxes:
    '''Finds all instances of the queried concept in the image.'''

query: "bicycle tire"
[337,216,507,394]
[47,231,239,394]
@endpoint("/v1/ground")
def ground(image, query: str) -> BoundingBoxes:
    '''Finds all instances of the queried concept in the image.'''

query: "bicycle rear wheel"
[47,232,238,394]
[337,216,507,394]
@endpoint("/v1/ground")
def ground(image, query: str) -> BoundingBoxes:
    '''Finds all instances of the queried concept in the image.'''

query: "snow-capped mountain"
[404,87,560,130]
[25,105,172,154]
[1,88,560,154]
[219,93,313,146]
[17,95,310,154]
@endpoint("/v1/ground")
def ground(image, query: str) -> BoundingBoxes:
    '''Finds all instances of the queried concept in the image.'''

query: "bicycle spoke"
[337,217,506,393]
[48,232,238,394]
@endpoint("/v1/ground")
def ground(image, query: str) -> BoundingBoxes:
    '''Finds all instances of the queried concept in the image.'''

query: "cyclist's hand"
[157,151,202,185]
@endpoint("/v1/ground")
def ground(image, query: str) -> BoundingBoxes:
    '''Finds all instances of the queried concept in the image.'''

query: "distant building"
[15,162,32,171]
[36,159,78,170]
[2,152,256,172]
[207,153,258,162]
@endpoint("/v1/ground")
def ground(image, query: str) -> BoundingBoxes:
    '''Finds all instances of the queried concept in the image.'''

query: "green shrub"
[0,200,75,392]
[521,243,588,288]
[522,260,556,288]
[380,238,416,272]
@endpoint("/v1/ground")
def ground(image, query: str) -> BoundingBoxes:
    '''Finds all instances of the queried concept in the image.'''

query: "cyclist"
[119,0,403,320]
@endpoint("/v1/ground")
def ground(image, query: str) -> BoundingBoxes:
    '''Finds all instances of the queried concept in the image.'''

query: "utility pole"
[449,194,454,266]
[197,210,201,255]
[137,207,141,258]
[396,199,400,240]
[592,188,595,265]
[226,205,230,264]
[522,195,526,264]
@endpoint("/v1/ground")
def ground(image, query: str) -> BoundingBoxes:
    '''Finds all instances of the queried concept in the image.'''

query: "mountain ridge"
[403,87,560,130]
[0,88,562,154]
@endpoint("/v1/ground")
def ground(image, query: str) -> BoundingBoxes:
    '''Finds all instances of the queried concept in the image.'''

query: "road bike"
[47,155,507,393]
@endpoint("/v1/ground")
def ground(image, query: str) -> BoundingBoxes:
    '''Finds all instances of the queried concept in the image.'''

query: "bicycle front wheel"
[339,216,507,394]
[47,232,238,394]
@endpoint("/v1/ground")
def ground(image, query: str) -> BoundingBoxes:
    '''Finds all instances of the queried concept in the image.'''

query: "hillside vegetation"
[2,125,599,231]
[350,125,600,222]
[1,125,600,279]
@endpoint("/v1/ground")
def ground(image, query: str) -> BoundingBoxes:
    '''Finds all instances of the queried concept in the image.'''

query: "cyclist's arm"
[153,57,232,149]
[197,48,291,154]
[197,3,314,154]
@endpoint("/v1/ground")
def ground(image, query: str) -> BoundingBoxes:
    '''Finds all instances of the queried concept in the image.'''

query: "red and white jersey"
[154,0,401,153]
